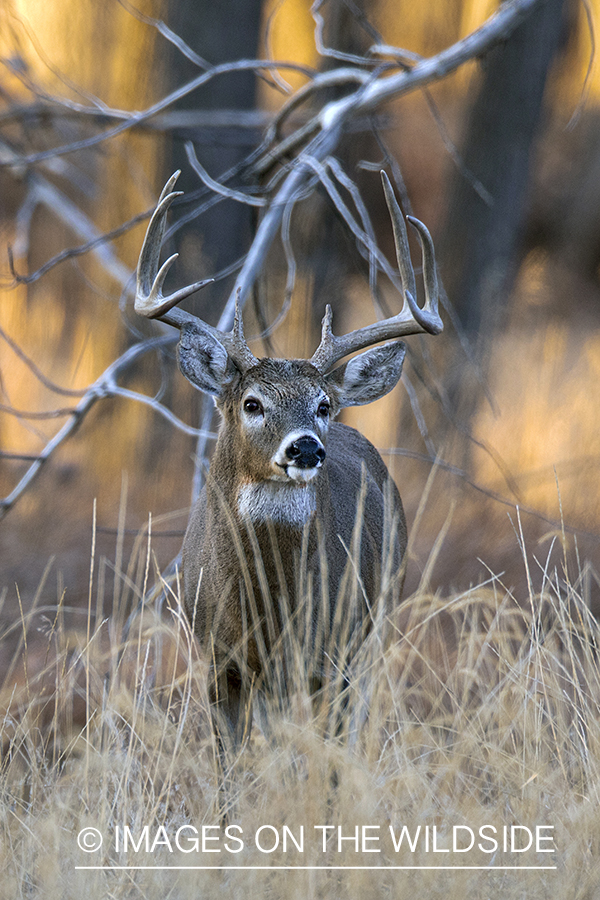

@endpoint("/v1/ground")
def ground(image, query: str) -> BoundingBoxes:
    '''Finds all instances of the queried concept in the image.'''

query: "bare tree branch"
[0,324,85,397]
[225,0,543,319]
[0,0,546,523]
[0,60,317,169]
[0,337,215,521]
[0,402,79,420]
[185,142,267,207]
[170,0,543,502]
[311,0,381,67]
[116,0,212,71]
[7,209,151,288]
[5,169,133,288]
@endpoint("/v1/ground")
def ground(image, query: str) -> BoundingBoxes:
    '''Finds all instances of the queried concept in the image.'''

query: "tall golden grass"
[1,508,599,898]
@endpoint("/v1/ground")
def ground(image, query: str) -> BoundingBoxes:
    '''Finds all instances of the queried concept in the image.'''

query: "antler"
[135,171,258,372]
[310,170,443,373]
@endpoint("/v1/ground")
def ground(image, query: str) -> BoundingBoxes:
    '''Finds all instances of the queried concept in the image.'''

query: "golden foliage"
[0,530,598,896]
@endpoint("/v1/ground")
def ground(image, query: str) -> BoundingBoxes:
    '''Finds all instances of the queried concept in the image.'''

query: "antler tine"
[134,172,258,372]
[232,288,259,369]
[405,215,440,331]
[135,171,213,321]
[311,304,335,367]
[381,171,417,305]
[310,171,443,373]
[382,170,442,334]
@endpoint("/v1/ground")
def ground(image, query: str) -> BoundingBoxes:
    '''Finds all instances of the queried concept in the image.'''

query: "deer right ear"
[326,340,406,408]
[177,322,236,396]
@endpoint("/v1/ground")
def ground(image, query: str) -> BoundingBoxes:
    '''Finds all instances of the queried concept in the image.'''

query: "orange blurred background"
[0,0,599,635]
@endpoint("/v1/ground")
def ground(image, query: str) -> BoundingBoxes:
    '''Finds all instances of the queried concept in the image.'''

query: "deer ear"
[177,322,236,396]
[326,340,406,408]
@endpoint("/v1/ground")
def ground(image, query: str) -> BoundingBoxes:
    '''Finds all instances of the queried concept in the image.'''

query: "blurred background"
[0,0,599,681]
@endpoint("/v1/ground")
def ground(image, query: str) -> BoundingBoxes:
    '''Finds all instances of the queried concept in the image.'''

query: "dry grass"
[1,522,600,899]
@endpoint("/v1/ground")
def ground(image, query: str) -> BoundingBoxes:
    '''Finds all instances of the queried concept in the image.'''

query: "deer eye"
[243,397,263,415]
[317,400,330,418]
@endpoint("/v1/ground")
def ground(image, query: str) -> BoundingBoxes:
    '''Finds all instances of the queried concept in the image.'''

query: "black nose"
[285,436,326,469]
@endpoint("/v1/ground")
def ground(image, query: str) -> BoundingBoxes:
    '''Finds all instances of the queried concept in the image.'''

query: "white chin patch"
[237,482,316,527]
[286,465,320,484]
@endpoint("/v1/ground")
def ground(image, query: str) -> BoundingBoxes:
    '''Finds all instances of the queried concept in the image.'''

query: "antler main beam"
[135,170,441,377]
[310,171,442,373]
[134,171,258,372]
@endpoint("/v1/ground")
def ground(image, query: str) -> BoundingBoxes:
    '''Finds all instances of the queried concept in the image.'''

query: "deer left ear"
[326,340,406,408]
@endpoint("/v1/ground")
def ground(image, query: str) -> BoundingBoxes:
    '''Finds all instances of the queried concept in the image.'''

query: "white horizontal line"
[75,865,558,871]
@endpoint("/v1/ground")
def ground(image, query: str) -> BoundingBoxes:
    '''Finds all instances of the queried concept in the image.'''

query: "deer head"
[134,171,442,511]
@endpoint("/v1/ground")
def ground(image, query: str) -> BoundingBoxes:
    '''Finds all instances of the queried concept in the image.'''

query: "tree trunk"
[166,0,264,315]
[441,0,572,348]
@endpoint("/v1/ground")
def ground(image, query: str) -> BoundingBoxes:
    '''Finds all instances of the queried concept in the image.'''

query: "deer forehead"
[233,359,332,414]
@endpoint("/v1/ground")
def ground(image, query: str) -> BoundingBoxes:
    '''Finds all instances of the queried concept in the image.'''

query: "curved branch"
[185,0,541,485]
[0,324,86,397]
[8,208,151,288]
[1,60,317,169]
[227,0,542,318]
[185,142,267,207]
[109,386,215,438]
[0,336,216,521]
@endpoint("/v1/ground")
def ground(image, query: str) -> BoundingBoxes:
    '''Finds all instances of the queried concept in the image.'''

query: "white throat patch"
[237,482,317,527]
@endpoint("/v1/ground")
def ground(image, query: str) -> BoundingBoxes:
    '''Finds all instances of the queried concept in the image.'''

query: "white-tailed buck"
[135,170,442,756]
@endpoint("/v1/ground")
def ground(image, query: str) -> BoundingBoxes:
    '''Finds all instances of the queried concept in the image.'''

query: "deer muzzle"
[285,435,326,469]
[273,432,326,482]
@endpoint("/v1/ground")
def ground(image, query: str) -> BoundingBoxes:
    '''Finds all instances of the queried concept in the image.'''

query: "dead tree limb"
[0,336,215,521]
